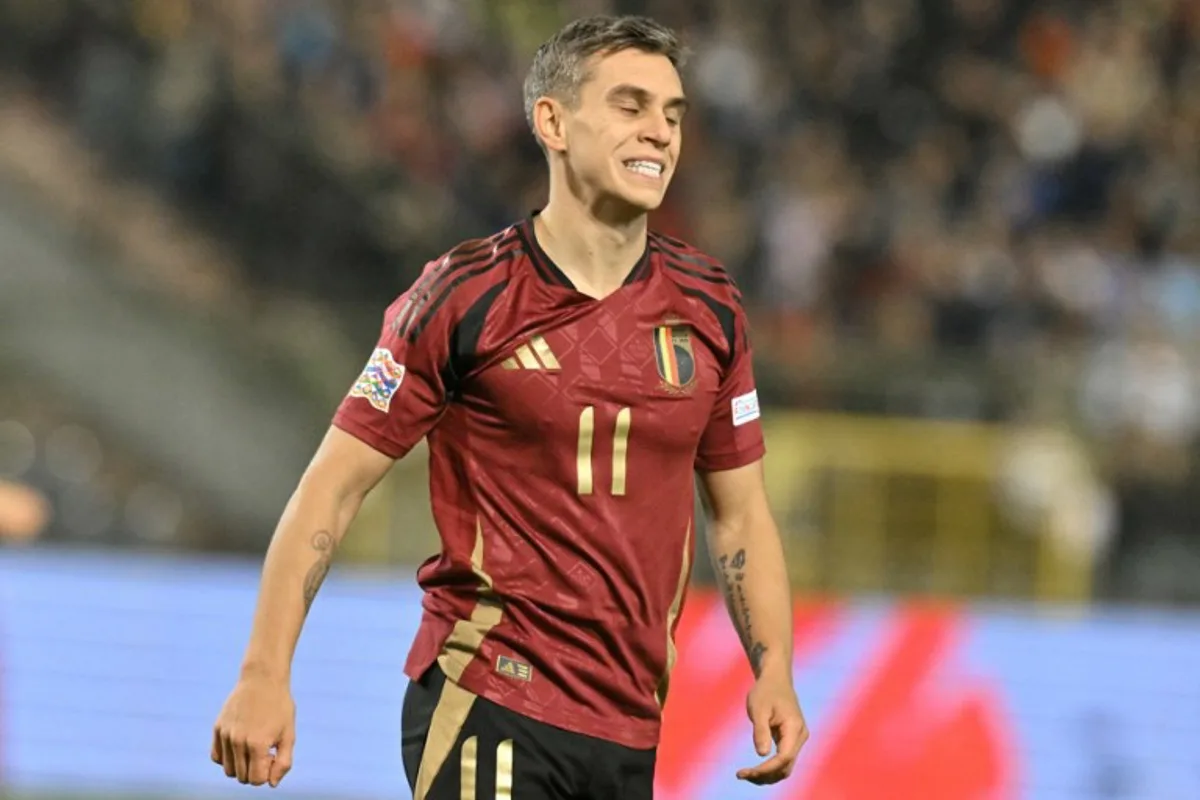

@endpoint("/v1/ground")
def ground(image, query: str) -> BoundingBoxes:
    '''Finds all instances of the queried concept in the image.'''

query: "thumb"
[269,727,296,788]
[752,709,772,757]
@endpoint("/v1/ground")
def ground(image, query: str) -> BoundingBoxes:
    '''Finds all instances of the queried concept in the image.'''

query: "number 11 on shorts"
[461,737,513,799]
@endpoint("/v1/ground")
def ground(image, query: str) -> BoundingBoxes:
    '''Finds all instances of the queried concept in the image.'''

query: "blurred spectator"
[0,478,50,542]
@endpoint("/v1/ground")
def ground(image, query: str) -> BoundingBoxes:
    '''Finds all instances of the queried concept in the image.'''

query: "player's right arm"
[239,427,394,680]
[210,428,394,787]
[211,245,505,788]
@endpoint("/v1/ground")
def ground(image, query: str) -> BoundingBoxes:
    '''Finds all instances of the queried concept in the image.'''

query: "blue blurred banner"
[0,549,1197,799]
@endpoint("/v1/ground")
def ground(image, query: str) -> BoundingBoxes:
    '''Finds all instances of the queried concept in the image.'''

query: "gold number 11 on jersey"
[577,406,632,496]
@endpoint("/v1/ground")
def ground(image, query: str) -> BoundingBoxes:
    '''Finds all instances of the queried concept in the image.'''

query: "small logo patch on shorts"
[495,655,533,682]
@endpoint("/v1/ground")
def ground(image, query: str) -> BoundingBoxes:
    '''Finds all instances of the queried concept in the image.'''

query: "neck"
[535,173,649,297]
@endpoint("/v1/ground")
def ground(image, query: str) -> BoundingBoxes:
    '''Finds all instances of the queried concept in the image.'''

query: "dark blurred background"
[4,0,1199,604]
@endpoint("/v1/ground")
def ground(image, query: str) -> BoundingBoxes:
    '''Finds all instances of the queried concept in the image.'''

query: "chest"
[467,286,724,457]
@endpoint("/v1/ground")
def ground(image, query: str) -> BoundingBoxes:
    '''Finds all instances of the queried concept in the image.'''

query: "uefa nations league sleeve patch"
[732,390,760,427]
[349,348,406,413]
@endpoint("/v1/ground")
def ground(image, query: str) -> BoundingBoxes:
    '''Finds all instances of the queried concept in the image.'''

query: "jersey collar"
[518,212,653,291]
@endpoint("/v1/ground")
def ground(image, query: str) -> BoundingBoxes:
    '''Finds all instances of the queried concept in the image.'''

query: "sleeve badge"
[349,348,406,413]
[732,390,760,427]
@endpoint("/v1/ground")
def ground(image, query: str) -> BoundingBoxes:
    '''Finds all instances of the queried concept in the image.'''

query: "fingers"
[736,751,792,784]
[247,741,274,787]
[214,728,283,786]
[270,728,296,788]
[220,732,237,780]
[737,715,809,785]
[775,715,808,763]
[235,737,253,784]
[752,715,772,757]
[238,737,279,786]
[211,681,295,787]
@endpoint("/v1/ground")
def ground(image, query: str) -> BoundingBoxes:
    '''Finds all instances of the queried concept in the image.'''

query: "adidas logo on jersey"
[495,655,533,681]
[501,335,560,371]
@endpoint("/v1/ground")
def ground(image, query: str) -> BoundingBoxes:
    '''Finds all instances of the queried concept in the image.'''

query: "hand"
[211,674,297,787]
[736,675,808,785]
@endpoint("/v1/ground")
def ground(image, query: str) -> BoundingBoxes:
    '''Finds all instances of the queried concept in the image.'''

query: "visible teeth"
[625,160,662,177]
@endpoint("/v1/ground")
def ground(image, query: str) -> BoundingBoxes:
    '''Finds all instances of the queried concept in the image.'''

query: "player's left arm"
[700,461,809,785]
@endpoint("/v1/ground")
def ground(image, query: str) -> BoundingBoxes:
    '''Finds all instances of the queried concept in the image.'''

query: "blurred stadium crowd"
[1,0,1199,602]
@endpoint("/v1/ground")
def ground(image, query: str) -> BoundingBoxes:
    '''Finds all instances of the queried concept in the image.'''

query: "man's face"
[560,48,687,213]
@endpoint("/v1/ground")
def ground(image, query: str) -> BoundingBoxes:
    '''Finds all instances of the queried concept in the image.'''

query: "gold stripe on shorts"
[413,679,478,800]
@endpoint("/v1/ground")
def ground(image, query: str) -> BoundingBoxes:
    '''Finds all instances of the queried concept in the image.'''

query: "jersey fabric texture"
[333,216,766,749]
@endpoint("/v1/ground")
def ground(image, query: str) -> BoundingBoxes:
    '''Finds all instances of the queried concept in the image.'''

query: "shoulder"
[650,230,744,310]
[411,226,524,303]
[388,227,523,341]
[651,231,746,358]
[430,225,525,274]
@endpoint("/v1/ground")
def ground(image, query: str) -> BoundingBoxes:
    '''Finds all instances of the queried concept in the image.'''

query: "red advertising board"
[658,592,1016,799]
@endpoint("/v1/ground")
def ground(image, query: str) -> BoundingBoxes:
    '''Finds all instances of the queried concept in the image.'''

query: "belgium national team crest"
[653,323,697,393]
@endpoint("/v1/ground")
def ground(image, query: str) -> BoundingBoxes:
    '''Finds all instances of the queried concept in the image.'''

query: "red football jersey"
[333,217,765,748]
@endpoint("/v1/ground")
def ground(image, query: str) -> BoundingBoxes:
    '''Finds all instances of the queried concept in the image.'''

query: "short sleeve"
[332,275,453,460]
[695,306,766,472]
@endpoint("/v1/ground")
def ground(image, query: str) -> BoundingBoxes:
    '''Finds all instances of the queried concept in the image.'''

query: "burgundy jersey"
[333,217,765,748]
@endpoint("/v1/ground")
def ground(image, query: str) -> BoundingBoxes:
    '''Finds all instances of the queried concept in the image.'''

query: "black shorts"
[401,663,657,799]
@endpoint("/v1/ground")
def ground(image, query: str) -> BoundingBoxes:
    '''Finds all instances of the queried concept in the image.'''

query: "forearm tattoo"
[716,547,768,677]
[302,530,336,615]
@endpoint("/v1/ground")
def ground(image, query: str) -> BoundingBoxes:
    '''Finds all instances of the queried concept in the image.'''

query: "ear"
[533,97,568,153]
